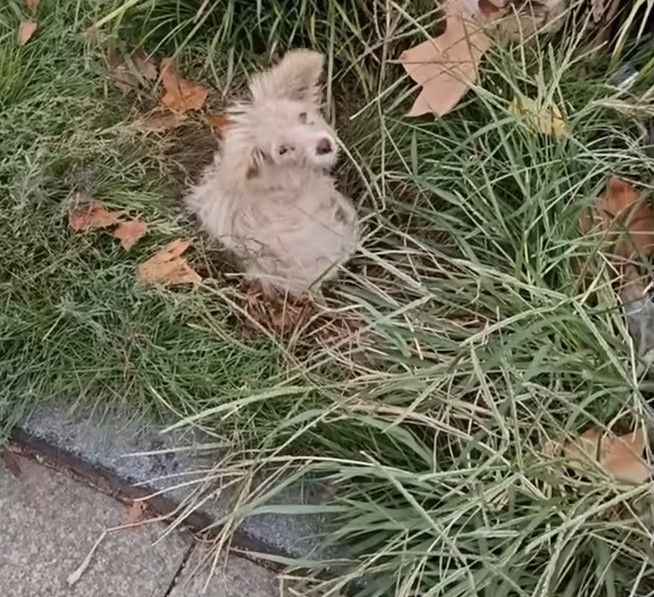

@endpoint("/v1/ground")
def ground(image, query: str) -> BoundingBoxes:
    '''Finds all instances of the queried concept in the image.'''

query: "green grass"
[3,0,654,594]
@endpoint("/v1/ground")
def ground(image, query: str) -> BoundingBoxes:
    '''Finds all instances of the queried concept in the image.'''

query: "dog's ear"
[249,50,324,105]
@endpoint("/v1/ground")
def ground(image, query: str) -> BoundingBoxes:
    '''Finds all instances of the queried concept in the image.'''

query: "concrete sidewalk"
[0,453,279,596]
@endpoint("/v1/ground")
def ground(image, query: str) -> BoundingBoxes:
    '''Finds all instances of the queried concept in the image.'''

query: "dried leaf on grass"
[18,20,37,46]
[106,48,157,92]
[137,239,201,285]
[160,58,207,113]
[206,113,231,135]
[112,220,148,252]
[69,201,148,251]
[241,283,312,335]
[580,177,654,262]
[69,203,122,232]
[399,3,492,117]
[563,427,650,484]
[508,95,566,138]
[124,500,148,525]
[26,0,40,14]
[239,282,363,351]
[134,111,186,133]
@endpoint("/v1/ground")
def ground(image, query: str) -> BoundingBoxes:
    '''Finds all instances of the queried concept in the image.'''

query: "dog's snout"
[316,138,333,155]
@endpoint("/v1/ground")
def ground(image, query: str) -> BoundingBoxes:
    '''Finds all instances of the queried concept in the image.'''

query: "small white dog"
[185,49,359,297]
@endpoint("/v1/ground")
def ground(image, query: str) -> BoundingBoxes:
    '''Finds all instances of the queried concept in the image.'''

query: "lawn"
[2,0,654,595]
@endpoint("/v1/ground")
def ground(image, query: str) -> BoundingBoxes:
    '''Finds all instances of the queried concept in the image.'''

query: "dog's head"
[225,50,338,179]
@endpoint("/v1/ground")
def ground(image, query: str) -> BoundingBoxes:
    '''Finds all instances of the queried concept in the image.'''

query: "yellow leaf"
[507,95,566,138]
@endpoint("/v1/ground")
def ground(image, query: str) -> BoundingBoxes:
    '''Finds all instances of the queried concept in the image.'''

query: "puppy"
[185,50,359,297]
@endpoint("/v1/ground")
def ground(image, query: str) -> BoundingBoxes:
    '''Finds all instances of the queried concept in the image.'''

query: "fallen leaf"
[134,111,186,133]
[399,3,492,116]
[131,49,158,81]
[563,427,650,484]
[508,95,566,138]
[69,203,122,232]
[580,177,654,262]
[137,239,202,285]
[124,500,148,525]
[106,48,157,92]
[160,58,208,113]
[206,113,231,135]
[112,220,148,252]
[26,0,39,14]
[17,20,37,46]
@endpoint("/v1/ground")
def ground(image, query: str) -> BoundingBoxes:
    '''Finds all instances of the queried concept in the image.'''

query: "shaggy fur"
[185,50,359,296]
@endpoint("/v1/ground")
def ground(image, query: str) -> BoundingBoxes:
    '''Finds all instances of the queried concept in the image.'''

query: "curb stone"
[15,401,331,561]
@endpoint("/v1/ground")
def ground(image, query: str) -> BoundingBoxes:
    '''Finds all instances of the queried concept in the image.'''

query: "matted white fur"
[185,49,359,296]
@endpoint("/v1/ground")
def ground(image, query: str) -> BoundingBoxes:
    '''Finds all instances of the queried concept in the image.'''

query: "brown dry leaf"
[106,48,157,92]
[160,58,208,113]
[399,3,492,116]
[124,500,148,525]
[134,111,186,133]
[112,220,148,252]
[563,427,650,484]
[131,49,157,81]
[137,239,202,285]
[206,113,231,135]
[18,20,37,46]
[26,0,40,14]
[69,203,122,232]
[580,177,654,262]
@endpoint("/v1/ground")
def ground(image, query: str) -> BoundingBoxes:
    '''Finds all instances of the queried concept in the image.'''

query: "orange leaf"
[160,58,207,113]
[137,239,202,285]
[112,220,148,252]
[563,426,650,484]
[18,20,37,46]
[399,4,491,117]
[580,177,654,262]
[206,113,231,135]
[26,0,40,14]
[69,203,122,232]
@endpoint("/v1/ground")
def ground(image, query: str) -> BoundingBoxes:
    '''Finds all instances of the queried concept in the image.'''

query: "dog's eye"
[278,145,293,155]
[298,112,308,123]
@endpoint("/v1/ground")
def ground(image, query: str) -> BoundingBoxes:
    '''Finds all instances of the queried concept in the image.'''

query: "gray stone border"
[13,402,330,563]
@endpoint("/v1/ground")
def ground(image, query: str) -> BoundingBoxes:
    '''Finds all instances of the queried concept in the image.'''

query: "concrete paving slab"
[0,457,190,597]
[169,546,278,597]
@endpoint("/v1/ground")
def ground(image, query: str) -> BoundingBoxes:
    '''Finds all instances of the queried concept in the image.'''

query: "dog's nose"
[316,138,333,155]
